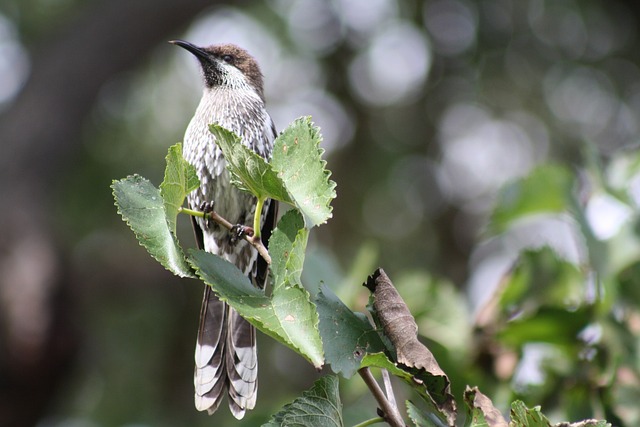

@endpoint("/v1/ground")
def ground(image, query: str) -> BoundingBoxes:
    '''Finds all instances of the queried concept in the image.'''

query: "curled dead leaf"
[364,268,457,426]
[464,386,508,427]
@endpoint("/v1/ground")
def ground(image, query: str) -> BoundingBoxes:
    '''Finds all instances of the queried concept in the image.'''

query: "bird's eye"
[222,54,234,63]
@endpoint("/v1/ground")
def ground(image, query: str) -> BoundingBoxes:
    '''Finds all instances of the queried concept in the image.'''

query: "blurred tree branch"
[0,0,222,425]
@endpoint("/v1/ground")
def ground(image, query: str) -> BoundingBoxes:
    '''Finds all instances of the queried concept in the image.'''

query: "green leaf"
[509,401,611,427]
[263,375,343,427]
[269,210,308,290]
[188,249,324,368]
[490,165,573,234]
[607,149,640,198]
[159,143,199,234]
[209,119,336,228]
[498,306,590,348]
[509,401,551,427]
[361,353,455,427]
[395,271,470,356]
[209,124,292,203]
[271,117,337,228]
[407,400,438,427]
[267,209,323,364]
[112,175,195,278]
[500,248,585,312]
[315,285,386,378]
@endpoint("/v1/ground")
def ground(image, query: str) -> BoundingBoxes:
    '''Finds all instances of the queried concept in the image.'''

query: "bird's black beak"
[169,40,209,61]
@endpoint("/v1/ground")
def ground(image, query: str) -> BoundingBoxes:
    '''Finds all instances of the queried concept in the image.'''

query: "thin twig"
[179,207,272,264]
[381,369,398,410]
[358,367,405,427]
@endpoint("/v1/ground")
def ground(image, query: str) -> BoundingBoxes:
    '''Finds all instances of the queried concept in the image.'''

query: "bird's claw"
[199,201,215,229]
[230,224,254,244]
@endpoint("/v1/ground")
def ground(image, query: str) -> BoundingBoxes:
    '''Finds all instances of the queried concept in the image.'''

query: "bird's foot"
[230,224,254,244]
[199,201,215,229]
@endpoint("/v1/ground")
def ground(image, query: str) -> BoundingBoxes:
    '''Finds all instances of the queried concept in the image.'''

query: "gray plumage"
[171,40,277,419]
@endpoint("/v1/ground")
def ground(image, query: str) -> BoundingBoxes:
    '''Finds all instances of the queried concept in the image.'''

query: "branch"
[358,367,405,427]
[381,369,398,410]
[179,207,272,264]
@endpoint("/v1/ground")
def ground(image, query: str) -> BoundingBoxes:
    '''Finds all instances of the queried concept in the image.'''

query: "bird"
[170,39,278,419]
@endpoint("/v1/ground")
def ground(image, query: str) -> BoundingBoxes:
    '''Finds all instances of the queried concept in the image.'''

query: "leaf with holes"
[188,212,324,369]
[271,117,336,227]
[315,284,386,378]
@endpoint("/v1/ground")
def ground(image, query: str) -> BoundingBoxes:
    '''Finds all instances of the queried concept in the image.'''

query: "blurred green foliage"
[3,0,640,425]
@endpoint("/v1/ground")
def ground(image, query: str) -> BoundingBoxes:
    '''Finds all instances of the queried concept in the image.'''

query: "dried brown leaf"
[464,386,508,427]
[365,268,457,426]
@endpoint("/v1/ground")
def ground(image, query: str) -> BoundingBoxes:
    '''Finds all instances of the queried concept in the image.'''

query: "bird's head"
[170,40,265,101]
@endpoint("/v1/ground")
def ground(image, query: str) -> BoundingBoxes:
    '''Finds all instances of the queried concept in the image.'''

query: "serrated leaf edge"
[111,175,195,278]
[273,116,337,227]
[186,251,324,368]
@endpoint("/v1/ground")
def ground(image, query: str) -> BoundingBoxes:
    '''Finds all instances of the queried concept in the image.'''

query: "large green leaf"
[112,175,195,278]
[500,248,585,313]
[159,143,199,234]
[210,119,336,228]
[268,209,323,363]
[407,400,438,427]
[271,117,337,228]
[490,165,573,234]
[188,247,323,368]
[315,284,386,378]
[209,124,292,203]
[269,210,308,290]
[263,375,343,427]
[395,271,470,356]
[498,306,590,348]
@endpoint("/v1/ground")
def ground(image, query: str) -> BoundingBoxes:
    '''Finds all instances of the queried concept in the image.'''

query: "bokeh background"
[2,0,640,426]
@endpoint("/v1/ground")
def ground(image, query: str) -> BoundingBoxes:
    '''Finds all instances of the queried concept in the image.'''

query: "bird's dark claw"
[199,201,215,229]
[230,224,254,244]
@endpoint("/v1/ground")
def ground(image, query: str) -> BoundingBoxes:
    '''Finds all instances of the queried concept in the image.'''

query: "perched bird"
[171,39,277,419]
